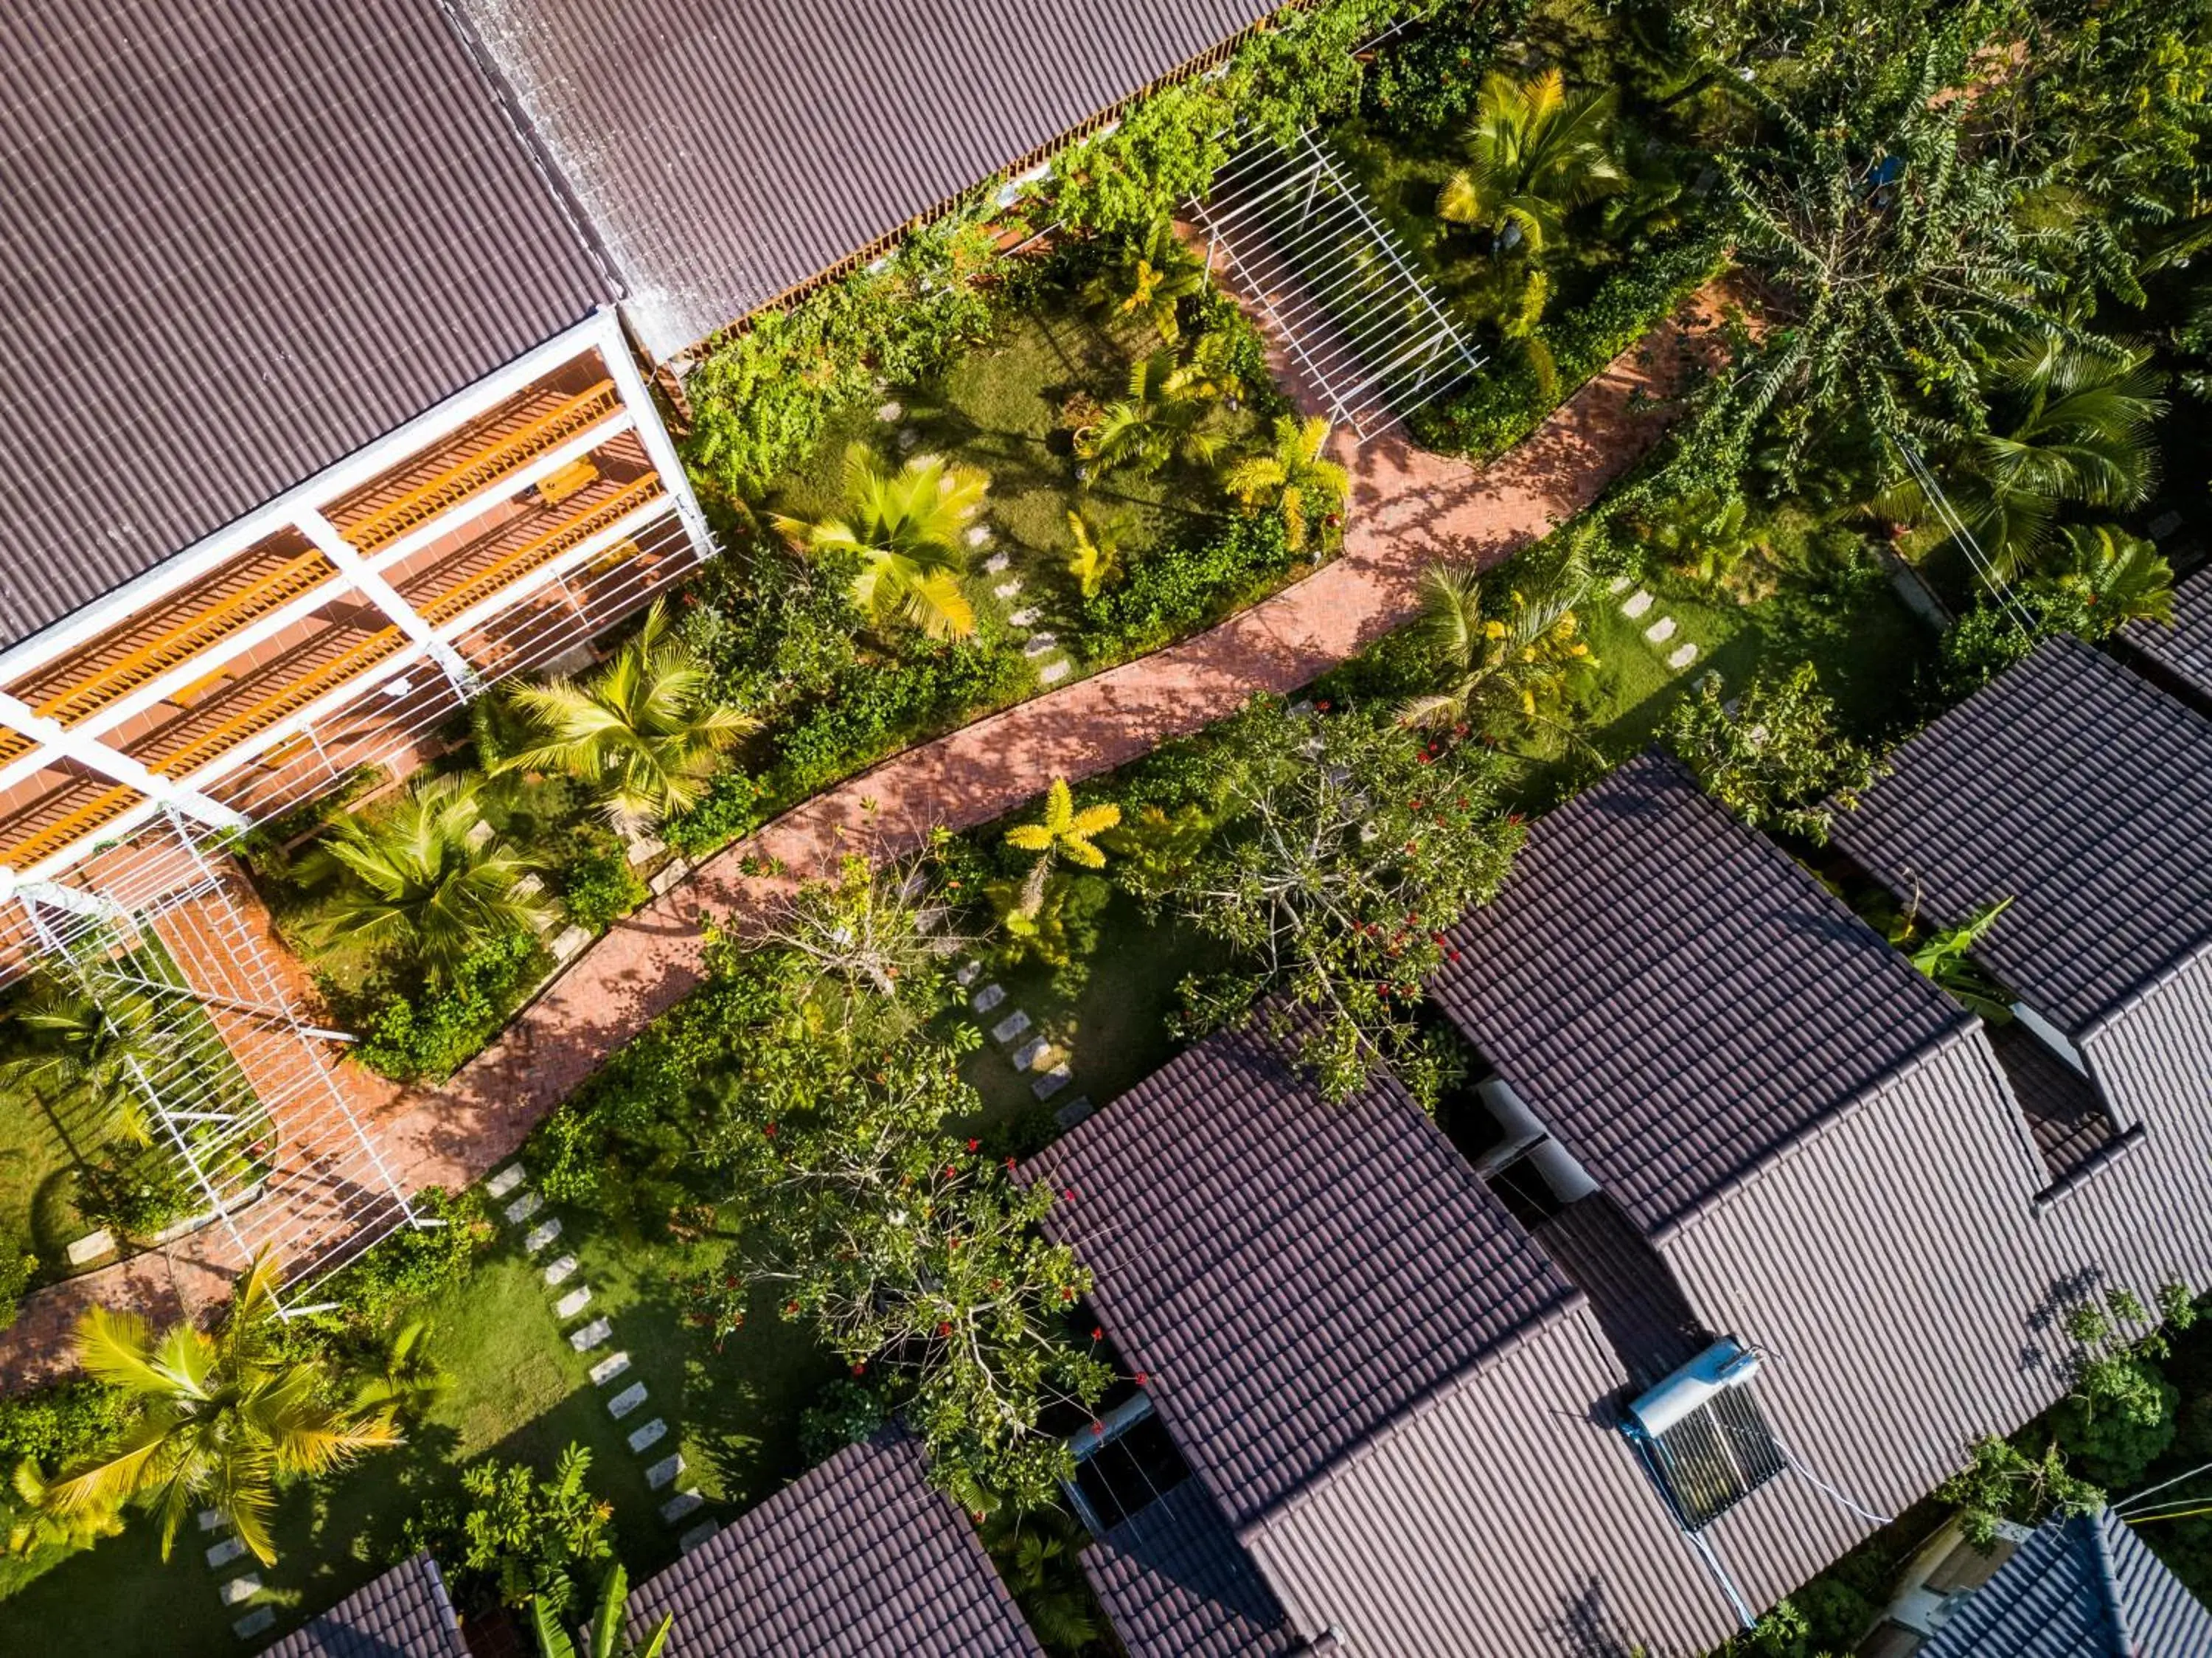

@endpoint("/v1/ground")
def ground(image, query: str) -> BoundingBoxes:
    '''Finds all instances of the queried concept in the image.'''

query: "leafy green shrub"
[0,1379,135,1469]
[768,639,1031,800]
[661,768,768,859]
[556,828,649,931]
[0,1229,33,1331]
[1411,235,1727,459]
[1360,0,1526,136]
[799,1379,890,1466]
[352,929,548,1083]
[77,1148,198,1241]
[1077,513,1298,658]
[317,1187,495,1328]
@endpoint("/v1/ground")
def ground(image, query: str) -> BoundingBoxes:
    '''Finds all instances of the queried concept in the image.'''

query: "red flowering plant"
[1143,698,1522,1105]
[689,1016,1108,1511]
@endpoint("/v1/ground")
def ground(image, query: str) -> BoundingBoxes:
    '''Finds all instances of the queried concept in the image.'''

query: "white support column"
[296,510,483,698]
[0,693,245,833]
[589,307,718,565]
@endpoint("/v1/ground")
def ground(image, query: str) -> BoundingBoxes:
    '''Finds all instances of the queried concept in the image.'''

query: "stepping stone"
[233,1609,276,1641]
[625,835,666,866]
[1010,1036,1051,1072]
[993,580,1022,600]
[649,861,690,896]
[991,1009,1032,1047]
[1054,1094,1096,1130]
[875,400,903,423]
[1290,699,1315,716]
[465,820,495,850]
[1038,659,1071,686]
[570,1317,613,1353]
[965,524,993,547]
[1607,575,1634,594]
[514,873,547,901]
[206,1536,247,1569]
[2149,510,2184,540]
[197,1508,228,1533]
[65,1229,116,1267]
[954,960,981,988]
[1644,616,1678,644]
[661,1489,705,1525]
[551,924,593,965]
[1033,1063,1074,1102]
[645,1453,686,1491]
[915,906,948,933]
[1020,634,1059,659]
[896,426,920,452]
[984,553,1011,575]
[972,983,1006,1016]
[628,1418,668,1454]
[219,1573,261,1607]
[1666,642,1700,670]
[524,1218,563,1254]
[504,1192,541,1225]
[608,1382,649,1420]
[1008,606,1041,628]
[589,1351,632,1387]
[486,1165,526,1199]
[1621,589,1655,619]
[678,1519,721,1554]
[543,1254,578,1287]
[554,1286,593,1321]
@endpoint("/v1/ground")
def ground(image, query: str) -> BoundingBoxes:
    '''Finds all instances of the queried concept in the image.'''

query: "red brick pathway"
[0,293,1725,1390]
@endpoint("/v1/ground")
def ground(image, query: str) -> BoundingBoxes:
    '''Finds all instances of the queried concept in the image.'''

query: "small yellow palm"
[1005,779,1121,916]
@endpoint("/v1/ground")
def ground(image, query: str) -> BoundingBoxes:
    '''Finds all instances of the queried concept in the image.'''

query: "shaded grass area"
[767,296,1265,676]
[949,887,1231,1146]
[0,1216,834,1657]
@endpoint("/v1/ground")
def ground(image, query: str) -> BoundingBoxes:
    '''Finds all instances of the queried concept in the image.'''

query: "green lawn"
[0,1203,835,1656]
[768,296,1267,675]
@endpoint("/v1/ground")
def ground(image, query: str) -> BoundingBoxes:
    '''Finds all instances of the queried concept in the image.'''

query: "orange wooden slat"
[152,628,409,781]
[416,476,664,627]
[1,782,141,867]
[341,381,622,552]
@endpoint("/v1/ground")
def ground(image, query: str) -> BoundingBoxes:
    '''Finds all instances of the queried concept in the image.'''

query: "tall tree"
[1221,416,1349,552]
[35,1252,402,1564]
[500,601,759,831]
[1,978,162,1147]
[1004,780,1121,918]
[1661,663,1881,844]
[774,448,989,640]
[302,775,552,982]
[1399,551,1596,744]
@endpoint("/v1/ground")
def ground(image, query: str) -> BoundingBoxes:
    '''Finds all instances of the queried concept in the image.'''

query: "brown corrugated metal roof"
[625,1429,1043,1656]
[2124,563,2212,707]
[1430,754,1970,1237]
[1829,639,2212,1042]
[449,0,1281,359]
[1,0,611,648]
[264,1553,468,1658]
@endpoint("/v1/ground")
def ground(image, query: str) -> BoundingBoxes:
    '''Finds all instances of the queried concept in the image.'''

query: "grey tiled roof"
[451,0,1278,358]
[2125,563,2212,704]
[625,1430,1042,1656]
[1081,1480,1299,1657]
[1030,1024,1577,1535]
[1919,1508,2212,1657]
[1829,638,2212,1038]
[1430,753,1970,1236]
[262,1553,467,1658]
[2,0,609,648]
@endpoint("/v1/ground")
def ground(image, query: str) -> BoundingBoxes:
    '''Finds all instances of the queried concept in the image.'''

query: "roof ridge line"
[2087,1508,2137,1656]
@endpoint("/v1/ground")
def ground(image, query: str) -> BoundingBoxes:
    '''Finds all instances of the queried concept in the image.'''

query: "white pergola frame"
[1191,128,1484,443]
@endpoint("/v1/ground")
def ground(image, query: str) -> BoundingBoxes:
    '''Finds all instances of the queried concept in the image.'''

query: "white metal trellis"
[1191,128,1485,443]
[15,811,428,1289]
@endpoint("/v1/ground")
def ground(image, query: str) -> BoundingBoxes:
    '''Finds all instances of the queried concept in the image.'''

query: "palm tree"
[35,1251,402,1564]
[1439,69,1624,254]
[1075,350,1222,480]
[1065,509,1124,600]
[775,447,988,640]
[1891,342,2166,579]
[1634,492,1769,594]
[1,978,160,1146]
[1221,416,1349,553]
[499,602,759,831]
[1399,555,1595,741]
[2047,524,2174,631]
[532,1561,671,1658]
[1088,218,1208,344]
[1004,779,1120,917]
[300,774,552,982]
[1893,896,2014,1021]
[352,1319,448,1419]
